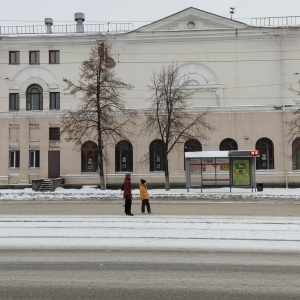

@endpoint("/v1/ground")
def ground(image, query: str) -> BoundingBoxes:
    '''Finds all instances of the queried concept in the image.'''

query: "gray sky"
[1,0,300,27]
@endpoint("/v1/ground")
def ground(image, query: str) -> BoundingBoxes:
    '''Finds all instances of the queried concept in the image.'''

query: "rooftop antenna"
[230,7,235,19]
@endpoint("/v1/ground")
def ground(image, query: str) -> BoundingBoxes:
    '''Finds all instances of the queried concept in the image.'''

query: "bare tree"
[287,79,300,140]
[61,41,135,190]
[141,64,213,190]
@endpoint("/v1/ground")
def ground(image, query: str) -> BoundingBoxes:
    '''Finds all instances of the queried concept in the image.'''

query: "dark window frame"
[9,51,20,64]
[184,139,202,170]
[26,84,43,111]
[292,137,300,170]
[49,127,60,141]
[49,50,60,64]
[81,141,98,172]
[9,150,20,168]
[219,138,238,151]
[9,93,20,111]
[29,50,40,64]
[115,140,133,172]
[29,150,40,168]
[255,138,274,170]
[149,139,165,172]
[50,92,60,110]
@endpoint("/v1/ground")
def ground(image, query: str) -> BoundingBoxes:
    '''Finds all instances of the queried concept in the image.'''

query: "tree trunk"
[98,146,106,190]
[164,155,170,190]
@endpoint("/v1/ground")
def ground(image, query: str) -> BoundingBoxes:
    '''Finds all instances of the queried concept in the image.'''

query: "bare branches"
[141,63,214,190]
[287,81,300,143]
[61,41,135,189]
[143,64,213,152]
[287,108,300,142]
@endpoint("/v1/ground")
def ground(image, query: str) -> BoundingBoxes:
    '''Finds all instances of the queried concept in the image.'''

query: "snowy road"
[1,215,300,251]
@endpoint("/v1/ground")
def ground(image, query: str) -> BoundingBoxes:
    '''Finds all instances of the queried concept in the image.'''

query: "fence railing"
[251,16,300,27]
[0,22,133,35]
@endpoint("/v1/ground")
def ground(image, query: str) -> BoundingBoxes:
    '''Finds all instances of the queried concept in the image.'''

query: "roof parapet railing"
[251,16,300,27]
[0,22,133,35]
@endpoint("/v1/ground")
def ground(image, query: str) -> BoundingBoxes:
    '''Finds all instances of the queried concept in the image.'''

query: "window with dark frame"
[255,138,274,170]
[149,139,165,172]
[26,84,43,110]
[292,137,300,170]
[29,51,40,64]
[49,127,60,141]
[9,51,20,64]
[115,140,133,172]
[49,50,60,64]
[219,138,238,151]
[9,150,20,168]
[81,141,99,172]
[50,92,60,109]
[29,150,40,168]
[184,139,202,170]
[9,93,20,111]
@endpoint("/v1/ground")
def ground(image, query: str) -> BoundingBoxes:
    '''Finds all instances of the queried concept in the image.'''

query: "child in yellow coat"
[139,179,151,214]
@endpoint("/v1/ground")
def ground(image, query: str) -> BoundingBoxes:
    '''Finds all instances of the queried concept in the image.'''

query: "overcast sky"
[1,0,300,28]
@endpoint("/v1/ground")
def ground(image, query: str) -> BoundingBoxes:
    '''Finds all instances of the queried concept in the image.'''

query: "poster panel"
[232,159,251,186]
[217,158,229,171]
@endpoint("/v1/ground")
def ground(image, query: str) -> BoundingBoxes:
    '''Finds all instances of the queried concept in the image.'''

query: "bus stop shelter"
[185,150,259,192]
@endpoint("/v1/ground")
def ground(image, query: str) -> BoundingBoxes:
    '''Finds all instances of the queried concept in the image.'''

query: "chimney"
[45,18,53,34]
[74,12,85,33]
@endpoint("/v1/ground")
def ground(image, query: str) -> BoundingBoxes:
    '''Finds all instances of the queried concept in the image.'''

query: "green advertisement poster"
[232,159,250,186]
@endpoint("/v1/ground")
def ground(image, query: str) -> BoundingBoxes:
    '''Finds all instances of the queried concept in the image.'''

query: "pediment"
[135,7,249,32]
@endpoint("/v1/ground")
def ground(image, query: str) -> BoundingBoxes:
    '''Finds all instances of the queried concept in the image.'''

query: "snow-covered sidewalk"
[1,186,300,201]
[1,215,300,251]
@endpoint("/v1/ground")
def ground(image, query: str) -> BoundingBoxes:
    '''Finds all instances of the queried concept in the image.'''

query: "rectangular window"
[50,92,60,110]
[9,51,20,64]
[29,51,40,64]
[9,93,20,111]
[49,127,60,141]
[29,150,40,168]
[49,50,60,64]
[9,151,20,168]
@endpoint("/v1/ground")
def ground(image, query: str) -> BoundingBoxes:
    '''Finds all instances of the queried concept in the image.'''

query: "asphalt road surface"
[0,249,299,300]
[1,199,299,299]
[0,199,300,216]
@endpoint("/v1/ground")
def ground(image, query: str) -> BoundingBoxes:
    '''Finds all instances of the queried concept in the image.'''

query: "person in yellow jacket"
[139,179,151,214]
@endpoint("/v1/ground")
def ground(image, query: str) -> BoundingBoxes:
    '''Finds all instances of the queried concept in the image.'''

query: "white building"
[1,7,300,188]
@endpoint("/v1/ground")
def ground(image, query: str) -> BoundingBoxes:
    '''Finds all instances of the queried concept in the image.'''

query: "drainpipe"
[281,30,288,188]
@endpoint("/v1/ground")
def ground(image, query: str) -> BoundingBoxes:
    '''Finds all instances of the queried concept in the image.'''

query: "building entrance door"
[48,151,60,178]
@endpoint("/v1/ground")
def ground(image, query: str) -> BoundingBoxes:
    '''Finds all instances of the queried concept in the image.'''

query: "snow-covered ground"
[1,186,300,251]
[1,215,300,251]
[1,186,300,201]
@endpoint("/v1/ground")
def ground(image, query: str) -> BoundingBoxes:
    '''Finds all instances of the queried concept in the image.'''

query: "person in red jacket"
[123,173,134,216]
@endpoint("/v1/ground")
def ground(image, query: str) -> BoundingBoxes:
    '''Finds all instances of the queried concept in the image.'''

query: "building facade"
[1,7,300,188]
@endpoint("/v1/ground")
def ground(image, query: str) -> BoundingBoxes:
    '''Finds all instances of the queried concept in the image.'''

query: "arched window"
[292,137,300,170]
[81,141,98,172]
[255,138,274,170]
[184,139,202,152]
[219,138,238,151]
[115,140,133,172]
[149,139,165,172]
[184,139,202,170]
[26,84,43,110]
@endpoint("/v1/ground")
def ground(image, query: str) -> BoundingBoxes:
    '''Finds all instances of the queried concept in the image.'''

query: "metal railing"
[251,16,300,27]
[0,22,133,35]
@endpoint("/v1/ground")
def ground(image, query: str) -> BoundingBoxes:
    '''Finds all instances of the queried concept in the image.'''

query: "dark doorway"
[48,151,60,178]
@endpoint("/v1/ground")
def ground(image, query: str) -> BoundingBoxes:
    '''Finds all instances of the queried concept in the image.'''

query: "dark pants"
[124,197,132,215]
[141,199,151,213]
